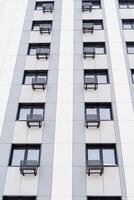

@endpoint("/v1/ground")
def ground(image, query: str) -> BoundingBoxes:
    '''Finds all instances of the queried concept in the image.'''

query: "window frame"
[122,19,134,29]
[9,144,41,167]
[16,103,45,121]
[3,197,36,200]
[83,20,104,30]
[131,69,134,83]
[27,43,50,56]
[83,42,106,55]
[87,197,121,200]
[126,42,134,54]
[35,1,54,10]
[119,0,134,8]
[85,103,113,121]
[31,20,52,31]
[84,69,109,84]
[86,144,118,167]
[82,0,101,9]
[22,70,48,85]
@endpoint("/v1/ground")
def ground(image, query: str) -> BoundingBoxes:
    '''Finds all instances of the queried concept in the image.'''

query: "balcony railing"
[82,2,92,12]
[20,160,38,176]
[39,24,52,34]
[42,3,54,13]
[32,77,47,90]
[84,75,98,90]
[86,160,104,176]
[26,114,43,128]
[36,48,50,60]
[85,114,100,128]
[83,23,94,34]
[83,47,95,59]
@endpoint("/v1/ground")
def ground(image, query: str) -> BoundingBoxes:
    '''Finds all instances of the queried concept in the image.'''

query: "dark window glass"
[17,103,45,121]
[85,103,113,121]
[23,71,47,85]
[27,43,50,55]
[9,145,40,166]
[82,0,101,9]
[126,42,134,53]
[122,19,134,29]
[87,144,117,166]
[35,1,54,10]
[32,21,52,31]
[83,43,106,54]
[88,197,121,200]
[131,69,134,83]
[119,0,134,8]
[83,20,103,30]
[3,197,36,200]
[84,70,109,84]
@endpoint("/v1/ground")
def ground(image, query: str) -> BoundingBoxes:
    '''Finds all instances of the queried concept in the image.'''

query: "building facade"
[0,0,134,200]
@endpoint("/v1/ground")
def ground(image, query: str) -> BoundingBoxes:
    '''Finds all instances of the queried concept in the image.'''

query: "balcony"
[86,160,104,176]
[42,3,54,13]
[20,160,38,176]
[82,2,92,12]
[39,24,52,34]
[32,77,47,90]
[83,22,94,34]
[83,47,95,59]
[84,75,98,90]
[85,113,100,128]
[36,48,50,60]
[26,114,43,128]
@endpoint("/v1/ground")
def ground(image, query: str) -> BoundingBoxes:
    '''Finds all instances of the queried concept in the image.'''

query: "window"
[84,70,109,84]
[35,1,54,10]
[122,19,134,29]
[9,145,41,166]
[23,71,47,85]
[82,0,101,9]
[17,103,45,121]
[3,197,36,200]
[27,43,50,56]
[83,20,103,30]
[119,0,134,8]
[88,197,121,200]
[126,42,134,53]
[85,103,113,121]
[83,42,106,55]
[32,21,52,31]
[86,144,118,166]
[131,69,134,83]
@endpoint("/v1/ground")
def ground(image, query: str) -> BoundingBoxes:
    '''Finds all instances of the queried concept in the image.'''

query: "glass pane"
[128,4,134,8]
[27,149,40,161]
[88,149,100,160]
[99,108,111,120]
[19,108,31,120]
[33,25,40,31]
[25,75,35,84]
[94,24,102,30]
[92,5,100,8]
[103,149,116,165]
[11,149,25,166]
[127,46,134,53]
[29,48,36,55]
[33,108,44,116]
[95,47,105,54]
[97,74,107,83]
[86,108,97,115]
[119,4,127,8]
[132,73,134,83]
[123,23,132,29]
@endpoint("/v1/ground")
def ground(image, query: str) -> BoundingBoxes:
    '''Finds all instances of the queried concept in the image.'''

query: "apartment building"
[0,0,134,200]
